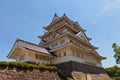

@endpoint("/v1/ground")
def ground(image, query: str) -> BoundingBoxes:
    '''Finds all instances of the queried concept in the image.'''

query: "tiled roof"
[16,39,51,55]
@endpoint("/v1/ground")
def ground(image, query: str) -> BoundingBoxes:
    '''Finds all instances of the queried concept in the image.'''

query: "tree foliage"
[112,43,120,64]
[105,65,120,77]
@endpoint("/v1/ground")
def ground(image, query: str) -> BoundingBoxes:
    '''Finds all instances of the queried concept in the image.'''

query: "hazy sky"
[0,0,120,67]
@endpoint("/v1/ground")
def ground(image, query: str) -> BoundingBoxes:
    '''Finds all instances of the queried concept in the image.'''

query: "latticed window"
[76,53,80,57]
[73,51,76,56]
[81,54,84,58]
[19,54,25,61]
[58,53,61,57]
[35,54,50,61]
[55,42,58,46]
[51,44,54,48]
[60,40,65,44]
[63,52,66,56]
[36,54,39,59]
[47,57,50,61]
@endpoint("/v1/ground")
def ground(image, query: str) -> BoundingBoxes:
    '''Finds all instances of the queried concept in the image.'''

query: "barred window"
[36,54,39,59]
[35,54,50,61]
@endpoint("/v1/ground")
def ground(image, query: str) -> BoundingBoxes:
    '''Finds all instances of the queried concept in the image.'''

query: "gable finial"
[54,12,57,16]
[16,37,19,41]
[63,13,69,18]
[63,13,67,17]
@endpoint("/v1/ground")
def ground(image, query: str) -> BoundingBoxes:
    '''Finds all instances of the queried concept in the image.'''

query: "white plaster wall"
[51,55,85,64]
[27,53,50,64]
[51,49,102,67]
[16,52,50,64]
[96,63,102,67]
[85,54,97,64]
[28,59,50,64]
[52,55,102,67]
[85,54,102,67]
[16,52,29,62]
[51,49,85,64]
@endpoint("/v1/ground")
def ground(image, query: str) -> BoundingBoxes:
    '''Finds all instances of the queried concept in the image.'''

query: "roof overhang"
[7,39,53,59]
[7,44,22,59]
[50,42,106,60]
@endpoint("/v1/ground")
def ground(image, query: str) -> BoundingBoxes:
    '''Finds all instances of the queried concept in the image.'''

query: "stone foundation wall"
[55,61,107,74]
[0,67,60,80]
[72,71,111,80]
[55,61,111,80]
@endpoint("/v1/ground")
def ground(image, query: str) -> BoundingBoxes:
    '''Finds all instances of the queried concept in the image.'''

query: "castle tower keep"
[38,14,105,67]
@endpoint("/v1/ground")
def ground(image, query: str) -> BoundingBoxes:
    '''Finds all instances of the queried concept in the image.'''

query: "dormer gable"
[76,31,89,43]
[49,13,60,25]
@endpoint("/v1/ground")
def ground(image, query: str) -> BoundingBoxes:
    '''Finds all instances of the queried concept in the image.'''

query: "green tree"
[105,65,120,77]
[112,43,120,64]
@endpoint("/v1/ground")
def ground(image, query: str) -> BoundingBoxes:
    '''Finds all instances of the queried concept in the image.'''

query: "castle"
[7,14,111,79]
[7,14,106,67]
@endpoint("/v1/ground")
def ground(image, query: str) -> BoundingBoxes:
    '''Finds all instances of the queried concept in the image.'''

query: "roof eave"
[101,57,106,60]
[7,39,19,59]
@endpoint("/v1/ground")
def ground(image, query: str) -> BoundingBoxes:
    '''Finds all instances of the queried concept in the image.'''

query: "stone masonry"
[0,67,60,80]
[55,61,111,80]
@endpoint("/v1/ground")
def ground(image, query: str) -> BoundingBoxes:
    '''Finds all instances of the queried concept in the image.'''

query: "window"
[63,29,67,33]
[36,54,39,59]
[73,51,75,56]
[76,53,80,57]
[19,54,25,61]
[40,56,42,60]
[55,42,58,46]
[36,54,49,61]
[50,36,52,40]
[81,54,84,58]
[86,54,97,63]
[60,40,65,44]
[56,33,60,37]
[73,51,76,56]
[51,44,54,48]
[63,52,66,56]
[79,44,82,47]
[58,31,62,34]
[58,53,61,57]
[47,57,50,61]
[48,46,50,48]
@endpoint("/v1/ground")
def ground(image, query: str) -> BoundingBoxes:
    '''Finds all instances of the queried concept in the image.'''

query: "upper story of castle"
[38,14,97,51]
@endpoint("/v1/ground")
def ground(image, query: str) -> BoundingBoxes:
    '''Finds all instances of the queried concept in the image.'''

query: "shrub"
[38,65,48,70]
[17,62,27,68]
[9,62,17,67]
[0,61,9,66]
[0,61,57,71]
[48,66,57,71]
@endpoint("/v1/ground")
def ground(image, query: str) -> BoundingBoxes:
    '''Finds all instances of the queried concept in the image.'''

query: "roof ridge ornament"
[54,12,59,17]
[62,13,68,18]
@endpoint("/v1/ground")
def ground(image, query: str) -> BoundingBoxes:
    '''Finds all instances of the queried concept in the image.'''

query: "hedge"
[0,61,57,71]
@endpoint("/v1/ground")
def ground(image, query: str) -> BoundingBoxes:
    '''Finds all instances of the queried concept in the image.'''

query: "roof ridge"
[17,39,41,47]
